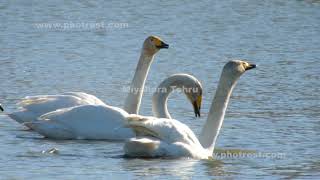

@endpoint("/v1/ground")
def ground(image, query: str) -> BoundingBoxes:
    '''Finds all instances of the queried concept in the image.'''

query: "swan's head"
[143,36,169,55]
[165,74,202,117]
[183,78,202,117]
[189,90,202,117]
[223,60,256,77]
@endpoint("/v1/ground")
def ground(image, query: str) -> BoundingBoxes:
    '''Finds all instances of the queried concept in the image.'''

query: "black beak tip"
[192,101,201,118]
[246,64,257,71]
[0,105,3,112]
[161,43,169,49]
[194,109,201,118]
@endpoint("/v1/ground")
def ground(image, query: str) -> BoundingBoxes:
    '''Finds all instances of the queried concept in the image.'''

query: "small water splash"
[16,148,60,158]
[41,147,59,154]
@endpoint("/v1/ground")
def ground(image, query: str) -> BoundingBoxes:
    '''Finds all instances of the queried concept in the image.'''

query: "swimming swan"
[24,74,203,140]
[8,36,169,124]
[123,60,256,159]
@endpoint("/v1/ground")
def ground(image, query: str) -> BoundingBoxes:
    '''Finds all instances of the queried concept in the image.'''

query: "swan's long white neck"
[152,89,172,119]
[123,50,154,114]
[152,74,199,119]
[152,78,178,119]
[199,70,240,152]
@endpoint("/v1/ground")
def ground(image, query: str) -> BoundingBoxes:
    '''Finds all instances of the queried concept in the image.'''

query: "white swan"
[8,36,169,124]
[23,74,203,140]
[123,60,256,159]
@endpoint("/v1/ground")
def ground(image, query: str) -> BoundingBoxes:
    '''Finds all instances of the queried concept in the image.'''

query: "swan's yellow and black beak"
[192,95,202,117]
[244,63,257,71]
[155,39,169,49]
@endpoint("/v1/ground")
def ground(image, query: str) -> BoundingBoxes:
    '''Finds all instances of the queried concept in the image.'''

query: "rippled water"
[1,0,319,179]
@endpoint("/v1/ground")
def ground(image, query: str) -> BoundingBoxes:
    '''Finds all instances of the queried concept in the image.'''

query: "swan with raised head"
[24,74,203,140]
[8,36,169,125]
[123,60,256,159]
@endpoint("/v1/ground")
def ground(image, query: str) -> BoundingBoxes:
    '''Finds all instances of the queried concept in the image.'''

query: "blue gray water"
[0,0,319,179]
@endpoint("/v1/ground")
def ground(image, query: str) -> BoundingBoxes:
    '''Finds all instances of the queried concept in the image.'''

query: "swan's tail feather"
[129,125,160,138]
[24,121,75,139]
[127,114,149,122]
[7,96,52,124]
[126,115,160,138]
[8,113,24,124]
[8,111,37,124]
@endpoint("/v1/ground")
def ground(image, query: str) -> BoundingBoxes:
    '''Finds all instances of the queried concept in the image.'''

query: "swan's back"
[124,115,207,158]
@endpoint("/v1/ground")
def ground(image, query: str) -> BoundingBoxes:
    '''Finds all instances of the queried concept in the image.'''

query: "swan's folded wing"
[19,95,83,112]
[18,92,106,114]
[30,104,132,140]
[61,92,106,105]
[39,104,128,125]
[24,120,76,139]
[126,115,200,145]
